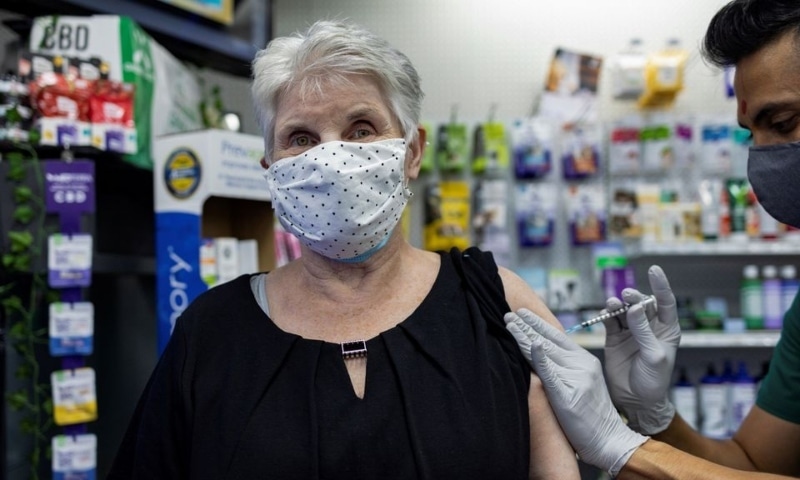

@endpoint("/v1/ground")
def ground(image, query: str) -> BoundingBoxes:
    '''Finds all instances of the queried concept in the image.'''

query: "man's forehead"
[732,33,800,117]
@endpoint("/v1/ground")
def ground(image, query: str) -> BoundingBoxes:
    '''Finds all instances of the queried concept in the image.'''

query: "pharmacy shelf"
[624,240,800,257]
[574,331,781,350]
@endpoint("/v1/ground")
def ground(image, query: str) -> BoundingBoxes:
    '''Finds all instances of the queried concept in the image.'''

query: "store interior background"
[1,0,783,478]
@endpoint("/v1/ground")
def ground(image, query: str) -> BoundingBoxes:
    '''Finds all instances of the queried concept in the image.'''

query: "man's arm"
[651,407,800,475]
[619,439,795,480]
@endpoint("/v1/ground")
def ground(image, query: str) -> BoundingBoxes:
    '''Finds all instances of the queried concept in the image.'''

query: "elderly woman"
[108,20,578,479]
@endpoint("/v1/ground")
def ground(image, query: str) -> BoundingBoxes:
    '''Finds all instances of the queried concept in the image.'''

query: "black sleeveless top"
[108,248,532,479]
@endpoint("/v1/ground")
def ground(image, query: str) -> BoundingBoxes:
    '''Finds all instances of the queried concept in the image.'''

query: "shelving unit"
[624,240,800,257]
[574,330,781,350]
[2,0,267,77]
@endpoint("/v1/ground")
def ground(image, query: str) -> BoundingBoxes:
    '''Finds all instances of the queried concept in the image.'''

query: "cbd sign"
[53,189,88,205]
[38,23,90,52]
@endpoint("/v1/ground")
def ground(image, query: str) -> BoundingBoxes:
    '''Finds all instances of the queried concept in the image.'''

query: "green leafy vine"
[1,145,55,480]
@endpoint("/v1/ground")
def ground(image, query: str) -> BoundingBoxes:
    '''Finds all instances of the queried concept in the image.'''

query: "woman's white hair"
[251,20,424,160]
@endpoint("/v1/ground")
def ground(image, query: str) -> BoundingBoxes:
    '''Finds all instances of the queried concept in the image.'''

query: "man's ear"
[405,126,426,180]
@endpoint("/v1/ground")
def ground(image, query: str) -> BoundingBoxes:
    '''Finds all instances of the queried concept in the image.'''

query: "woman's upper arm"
[528,372,581,479]
[498,266,564,331]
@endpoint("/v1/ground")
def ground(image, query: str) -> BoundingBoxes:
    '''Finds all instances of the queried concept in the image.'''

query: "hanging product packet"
[49,302,94,356]
[52,434,97,480]
[473,178,509,243]
[608,119,642,176]
[609,180,642,238]
[423,180,471,251]
[472,121,510,175]
[548,268,583,312]
[641,120,673,174]
[567,184,607,245]
[436,122,469,173]
[419,122,436,174]
[562,125,601,179]
[610,39,647,100]
[516,182,556,247]
[511,117,553,179]
[473,178,511,265]
[48,233,93,288]
[700,120,733,176]
[51,367,98,426]
[672,119,695,172]
[638,40,688,109]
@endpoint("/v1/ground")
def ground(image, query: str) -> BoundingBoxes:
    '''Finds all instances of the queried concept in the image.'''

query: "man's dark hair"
[703,0,800,67]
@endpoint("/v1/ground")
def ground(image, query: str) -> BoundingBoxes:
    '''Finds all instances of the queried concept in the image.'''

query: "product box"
[154,130,273,354]
[29,15,203,169]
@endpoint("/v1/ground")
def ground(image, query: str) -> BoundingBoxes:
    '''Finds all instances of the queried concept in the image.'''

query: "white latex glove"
[603,265,681,435]
[504,308,648,478]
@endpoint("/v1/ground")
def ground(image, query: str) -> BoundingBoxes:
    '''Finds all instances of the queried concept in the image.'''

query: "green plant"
[1,147,55,480]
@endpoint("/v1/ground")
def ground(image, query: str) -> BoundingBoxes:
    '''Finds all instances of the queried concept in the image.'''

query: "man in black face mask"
[502,1,800,478]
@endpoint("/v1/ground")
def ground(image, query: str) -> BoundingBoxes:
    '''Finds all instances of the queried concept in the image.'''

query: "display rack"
[153,129,273,354]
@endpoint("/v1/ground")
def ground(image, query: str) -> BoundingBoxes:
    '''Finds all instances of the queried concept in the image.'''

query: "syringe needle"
[565,295,657,334]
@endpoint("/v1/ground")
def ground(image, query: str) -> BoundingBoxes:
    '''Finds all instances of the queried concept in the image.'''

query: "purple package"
[602,266,636,300]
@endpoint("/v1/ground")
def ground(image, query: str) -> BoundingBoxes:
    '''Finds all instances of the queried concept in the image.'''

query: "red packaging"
[89,80,134,127]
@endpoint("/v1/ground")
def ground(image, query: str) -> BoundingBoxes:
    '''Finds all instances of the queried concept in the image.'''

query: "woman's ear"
[405,126,426,180]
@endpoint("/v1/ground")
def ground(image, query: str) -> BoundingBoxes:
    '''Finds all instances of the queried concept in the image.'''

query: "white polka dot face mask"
[264,138,412,262]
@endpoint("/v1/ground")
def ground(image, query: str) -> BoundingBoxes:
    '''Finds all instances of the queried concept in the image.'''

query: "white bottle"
[762,265,783,329]
[781,265,799,314]
[671,367,698,430]
[699,364,728,439]
[729,361,756,435]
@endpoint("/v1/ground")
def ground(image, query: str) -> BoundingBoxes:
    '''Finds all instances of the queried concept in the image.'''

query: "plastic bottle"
[699,364,729,439]
[671,367,698,430]
[757,201,780,240]
[780,265,800,315]
[729,362,756,435]
[721,360,735,434]
[741,265,763,330]
[762,265,783,329]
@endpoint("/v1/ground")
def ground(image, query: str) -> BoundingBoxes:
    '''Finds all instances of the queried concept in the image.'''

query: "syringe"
[565,295,657,334]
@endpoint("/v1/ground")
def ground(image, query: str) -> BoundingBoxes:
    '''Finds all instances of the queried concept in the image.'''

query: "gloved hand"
[505,308,648,477]
[603,265,681,435]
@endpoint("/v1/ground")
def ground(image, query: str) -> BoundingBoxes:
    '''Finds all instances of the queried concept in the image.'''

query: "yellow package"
[424,181,471,251]
[52,367,98,426]
[639,40,688,109]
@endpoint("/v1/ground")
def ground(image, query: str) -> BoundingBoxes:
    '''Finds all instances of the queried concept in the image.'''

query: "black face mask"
[748,140,800,229]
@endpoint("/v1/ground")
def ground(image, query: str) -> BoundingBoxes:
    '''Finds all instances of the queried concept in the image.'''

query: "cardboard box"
[154,130,272,353]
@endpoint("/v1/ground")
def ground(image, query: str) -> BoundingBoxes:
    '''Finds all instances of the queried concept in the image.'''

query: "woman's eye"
[291,135,312,147]
[350,122,375,140]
